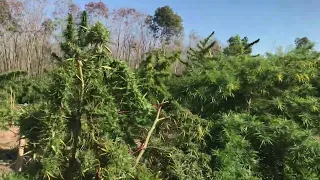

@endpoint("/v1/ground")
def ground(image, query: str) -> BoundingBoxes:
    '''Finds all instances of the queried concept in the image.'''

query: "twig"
[134,101,169,167]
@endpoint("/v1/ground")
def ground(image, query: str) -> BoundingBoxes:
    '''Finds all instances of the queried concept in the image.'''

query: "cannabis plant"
[173,34,320,179]
[19,12,155,179]
[0,71,27,129]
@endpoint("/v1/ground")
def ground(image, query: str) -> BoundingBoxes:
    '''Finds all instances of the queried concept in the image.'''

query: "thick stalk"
[66,60,84,180]
[135,102,168,167]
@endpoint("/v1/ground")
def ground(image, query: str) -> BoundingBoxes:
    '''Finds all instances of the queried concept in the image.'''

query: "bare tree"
[0,1,187,75]
[0,0,57,75]
[109,8,157,68]
[85,1,109,25]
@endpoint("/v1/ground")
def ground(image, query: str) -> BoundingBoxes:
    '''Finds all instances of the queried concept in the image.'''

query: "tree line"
[0,0,284,75]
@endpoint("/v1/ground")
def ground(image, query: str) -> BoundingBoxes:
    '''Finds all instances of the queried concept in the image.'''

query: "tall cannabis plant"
[19,12,155,179]
[137,49,180,103]
[136,49,215,179]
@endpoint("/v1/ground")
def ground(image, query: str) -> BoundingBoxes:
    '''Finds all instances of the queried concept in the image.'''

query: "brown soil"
[0,126,19,174]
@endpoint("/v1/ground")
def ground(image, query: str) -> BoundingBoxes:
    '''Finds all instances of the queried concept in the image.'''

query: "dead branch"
[134,101,169,167]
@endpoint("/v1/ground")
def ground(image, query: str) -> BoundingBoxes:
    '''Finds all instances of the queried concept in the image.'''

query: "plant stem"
[135,101,168,167]
[77,60,84,90]
[66,60,84,180]
[10,86,14,126]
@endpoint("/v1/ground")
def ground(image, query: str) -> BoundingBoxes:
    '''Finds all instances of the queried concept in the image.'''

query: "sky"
[73,0,320,54]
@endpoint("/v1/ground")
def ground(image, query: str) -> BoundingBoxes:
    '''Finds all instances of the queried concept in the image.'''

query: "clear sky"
[74,0,320,54]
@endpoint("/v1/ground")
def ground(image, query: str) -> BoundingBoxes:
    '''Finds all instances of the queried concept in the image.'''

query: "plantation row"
[1,10,320,180]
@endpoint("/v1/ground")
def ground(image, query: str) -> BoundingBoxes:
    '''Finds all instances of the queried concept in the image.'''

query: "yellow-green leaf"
[277,73,283,82]
[101,65,112,70]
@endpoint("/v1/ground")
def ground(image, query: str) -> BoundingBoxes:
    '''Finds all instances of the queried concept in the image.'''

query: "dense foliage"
[148,5,184,42]
[1,9,320,180]
[0,70,28,129]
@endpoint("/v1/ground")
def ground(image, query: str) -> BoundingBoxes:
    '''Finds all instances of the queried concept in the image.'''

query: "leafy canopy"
[148,5,184,42]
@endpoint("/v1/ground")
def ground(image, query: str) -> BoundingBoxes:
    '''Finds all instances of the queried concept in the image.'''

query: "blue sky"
[73,0,320,54]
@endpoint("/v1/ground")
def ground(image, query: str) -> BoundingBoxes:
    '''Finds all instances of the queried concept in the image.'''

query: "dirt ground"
[0,126,19,174]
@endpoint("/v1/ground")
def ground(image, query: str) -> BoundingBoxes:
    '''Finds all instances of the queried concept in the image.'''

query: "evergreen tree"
[148,5,184,43]
[295,37,314,50]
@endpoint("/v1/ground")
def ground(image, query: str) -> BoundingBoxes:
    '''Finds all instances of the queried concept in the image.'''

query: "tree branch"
[135,101,168,167]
